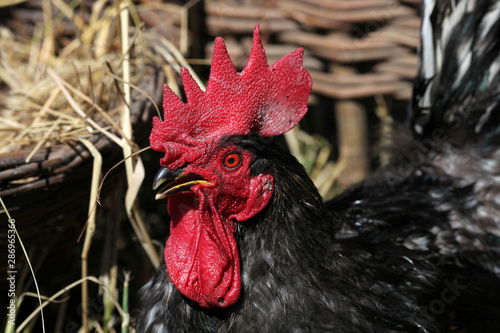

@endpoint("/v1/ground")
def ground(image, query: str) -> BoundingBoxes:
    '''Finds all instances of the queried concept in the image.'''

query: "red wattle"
[165,192,240,308]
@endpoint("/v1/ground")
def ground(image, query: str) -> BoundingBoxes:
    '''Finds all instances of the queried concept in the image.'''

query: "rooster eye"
[223,153,241,169]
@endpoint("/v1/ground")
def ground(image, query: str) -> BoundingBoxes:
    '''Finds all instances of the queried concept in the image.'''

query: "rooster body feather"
[139,134,500,332]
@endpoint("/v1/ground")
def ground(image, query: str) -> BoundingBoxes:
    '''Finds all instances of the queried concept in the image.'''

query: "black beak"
[153,167,214,200]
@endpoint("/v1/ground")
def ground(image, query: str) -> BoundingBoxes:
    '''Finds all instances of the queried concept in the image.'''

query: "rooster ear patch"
[229,174,274,222]
[150,24,312,167]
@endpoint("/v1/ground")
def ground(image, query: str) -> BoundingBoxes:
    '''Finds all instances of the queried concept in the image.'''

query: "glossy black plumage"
[136,0,500,331]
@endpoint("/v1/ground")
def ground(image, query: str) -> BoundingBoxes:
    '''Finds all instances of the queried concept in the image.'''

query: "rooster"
[136,0,500,331]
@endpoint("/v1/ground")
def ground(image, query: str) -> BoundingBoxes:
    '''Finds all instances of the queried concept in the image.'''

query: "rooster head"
[149,25,312,308]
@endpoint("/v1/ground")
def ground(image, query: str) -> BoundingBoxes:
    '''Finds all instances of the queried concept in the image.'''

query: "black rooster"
[136,0,500,331]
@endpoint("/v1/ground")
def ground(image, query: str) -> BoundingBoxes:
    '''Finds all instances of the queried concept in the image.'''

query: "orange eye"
[223,153,241,169]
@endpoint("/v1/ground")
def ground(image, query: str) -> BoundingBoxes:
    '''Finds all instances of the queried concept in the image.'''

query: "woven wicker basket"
[0,68,164,289]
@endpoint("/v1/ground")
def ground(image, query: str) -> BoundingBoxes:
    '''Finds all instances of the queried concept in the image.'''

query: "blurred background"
[0,0,421,331]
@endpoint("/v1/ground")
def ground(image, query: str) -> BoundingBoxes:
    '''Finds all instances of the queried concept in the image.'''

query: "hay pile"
[0,0,186,155]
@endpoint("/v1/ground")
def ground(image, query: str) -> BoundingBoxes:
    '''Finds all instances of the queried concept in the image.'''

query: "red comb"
[150,24,312,169]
